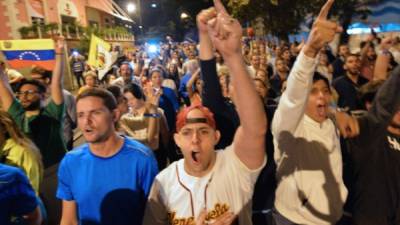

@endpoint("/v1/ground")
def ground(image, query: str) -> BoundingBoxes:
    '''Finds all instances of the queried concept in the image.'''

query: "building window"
[31,17,45,26]
[88,21,99,28]
[61,15,76,27]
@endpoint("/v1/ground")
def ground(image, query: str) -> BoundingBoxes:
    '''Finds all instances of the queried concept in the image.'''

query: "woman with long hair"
[0,110,43,194]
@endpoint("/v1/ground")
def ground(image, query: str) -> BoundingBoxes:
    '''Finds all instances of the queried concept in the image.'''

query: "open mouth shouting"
[83,127,95,135]
[316,102,327,118]
[191,150,200,164]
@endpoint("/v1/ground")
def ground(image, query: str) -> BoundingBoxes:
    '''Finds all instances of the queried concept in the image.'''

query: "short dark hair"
[31,66,52,79]
[106,85,127,104]
[123,83,145,100]
[120,62,133,73]
[313,72,331,92]
[76,88,117,112]
[16,79,47,94]
[344,53,360,63]
[360,41,375,49]
[107,85,122,99]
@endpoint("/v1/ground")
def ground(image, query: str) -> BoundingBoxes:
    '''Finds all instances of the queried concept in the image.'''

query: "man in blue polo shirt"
[57,88,158,225]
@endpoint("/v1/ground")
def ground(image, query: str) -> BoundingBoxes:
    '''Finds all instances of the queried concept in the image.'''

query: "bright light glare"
[148,44,158,53]
[151,3,157,8]
[180,12,189,19]
[127,3,136,13]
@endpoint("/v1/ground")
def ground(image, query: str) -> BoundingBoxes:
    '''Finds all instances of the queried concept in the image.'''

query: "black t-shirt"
[332,57,345,80]
[333,75,368,111]
[345,65,400,225]
[348,118,400,225]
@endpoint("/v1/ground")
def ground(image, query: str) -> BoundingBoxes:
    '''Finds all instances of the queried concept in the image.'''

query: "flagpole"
[59,36,75,91]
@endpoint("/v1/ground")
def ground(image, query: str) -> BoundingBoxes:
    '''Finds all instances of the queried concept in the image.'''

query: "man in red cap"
[143,1,267,224]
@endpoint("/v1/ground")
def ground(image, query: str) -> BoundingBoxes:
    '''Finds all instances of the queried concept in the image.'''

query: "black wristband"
[144,113,161,118]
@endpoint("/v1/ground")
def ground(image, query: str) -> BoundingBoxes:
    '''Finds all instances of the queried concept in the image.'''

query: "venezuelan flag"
[0,39,55,71]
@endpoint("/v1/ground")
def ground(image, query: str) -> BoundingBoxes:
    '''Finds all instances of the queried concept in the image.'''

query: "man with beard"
[269,58,289,98]
[360,42,377,81]
[0,36,67,224]
[111,62,141,88]
[333,54,369,112]
[30,66,77,150]
[332,44,350,80]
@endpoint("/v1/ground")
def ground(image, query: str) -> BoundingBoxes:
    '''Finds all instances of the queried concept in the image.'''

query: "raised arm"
[360,41,372,67]
[208,0,266,170]
[51,36,65,105]
[373,36,394,81]
[0,65,15,111]
[272,0,342,135]
[144,85,162,148]
[198,8,216,60]
[197,7,227,111]
[186,68,200,99]
[367,65,400,126]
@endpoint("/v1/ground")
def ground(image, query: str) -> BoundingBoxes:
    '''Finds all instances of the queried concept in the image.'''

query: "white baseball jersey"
[143,145,266,225]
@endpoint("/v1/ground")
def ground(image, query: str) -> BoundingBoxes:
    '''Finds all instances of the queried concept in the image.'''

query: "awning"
[87,0,134,23]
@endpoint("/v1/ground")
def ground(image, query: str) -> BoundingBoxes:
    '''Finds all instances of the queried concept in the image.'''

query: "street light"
[127,3,136,13]
[180,12,189,20]
[151,3,157,8]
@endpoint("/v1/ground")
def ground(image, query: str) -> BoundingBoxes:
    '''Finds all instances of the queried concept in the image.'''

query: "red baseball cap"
[176,104,216,132]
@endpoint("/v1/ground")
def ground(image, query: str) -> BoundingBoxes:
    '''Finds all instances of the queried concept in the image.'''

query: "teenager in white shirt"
[271,1,348,224]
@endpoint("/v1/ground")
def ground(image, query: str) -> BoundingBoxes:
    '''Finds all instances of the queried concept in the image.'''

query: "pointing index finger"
[214,0,228,15]
[318,0,334,20]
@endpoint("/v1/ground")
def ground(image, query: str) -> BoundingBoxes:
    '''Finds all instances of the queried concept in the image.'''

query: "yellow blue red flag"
[0,39,55,71]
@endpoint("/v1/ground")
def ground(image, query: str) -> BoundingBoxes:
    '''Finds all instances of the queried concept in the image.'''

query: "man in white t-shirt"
[143,1,267,224]
[271,1,348,224]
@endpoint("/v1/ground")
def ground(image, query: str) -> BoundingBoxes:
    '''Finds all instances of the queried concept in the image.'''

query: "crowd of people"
[0,0,399,224]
